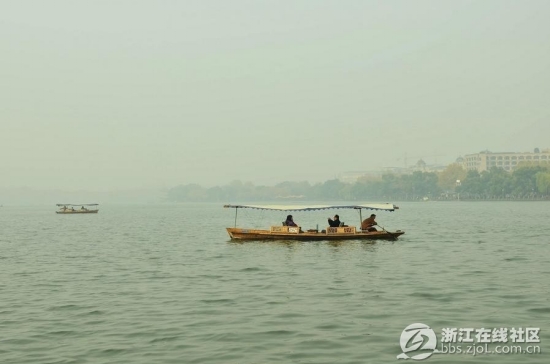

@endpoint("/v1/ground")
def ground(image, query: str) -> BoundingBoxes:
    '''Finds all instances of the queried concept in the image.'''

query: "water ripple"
[1,202,549,363]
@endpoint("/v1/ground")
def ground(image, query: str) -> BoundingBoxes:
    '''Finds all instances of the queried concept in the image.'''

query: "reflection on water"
[1,202,549,363]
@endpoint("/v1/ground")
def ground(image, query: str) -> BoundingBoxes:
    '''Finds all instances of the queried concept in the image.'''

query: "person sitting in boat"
[328,214,342,227]
[284,215,298,227]
[361,214,378,232]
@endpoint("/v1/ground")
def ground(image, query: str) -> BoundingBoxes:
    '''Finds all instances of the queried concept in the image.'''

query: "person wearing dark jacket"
[328,214,341,227]
[285,215,298,227]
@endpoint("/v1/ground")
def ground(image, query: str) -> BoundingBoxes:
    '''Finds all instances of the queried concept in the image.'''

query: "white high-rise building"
[461,148,550,172]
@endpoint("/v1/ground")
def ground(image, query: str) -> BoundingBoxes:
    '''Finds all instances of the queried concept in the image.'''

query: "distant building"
[460,148,550,173]
[402,159,446,173]
[338,160,445,183]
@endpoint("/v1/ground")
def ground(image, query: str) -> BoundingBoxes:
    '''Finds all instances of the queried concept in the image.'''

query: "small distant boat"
[223,203,404,241]
[56,204,99,214]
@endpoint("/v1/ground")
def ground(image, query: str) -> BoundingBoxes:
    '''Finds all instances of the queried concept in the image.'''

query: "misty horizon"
[2,1,549,192]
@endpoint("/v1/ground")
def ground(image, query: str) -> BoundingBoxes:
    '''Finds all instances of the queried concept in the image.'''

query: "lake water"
[1,202,549,363]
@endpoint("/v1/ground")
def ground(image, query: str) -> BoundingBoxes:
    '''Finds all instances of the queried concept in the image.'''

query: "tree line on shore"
[167,163,550,202]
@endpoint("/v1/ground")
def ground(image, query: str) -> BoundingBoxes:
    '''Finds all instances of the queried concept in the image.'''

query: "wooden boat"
[224,203,404,241]
[56,204,99,214]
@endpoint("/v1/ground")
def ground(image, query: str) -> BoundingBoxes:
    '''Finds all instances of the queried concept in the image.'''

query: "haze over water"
[1,201,548,363]
[2,1,550,191]
[3,1,550,362]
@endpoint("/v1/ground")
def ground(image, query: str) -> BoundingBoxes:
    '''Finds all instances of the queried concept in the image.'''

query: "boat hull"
[226,228,404,241]
[56,210,99,214]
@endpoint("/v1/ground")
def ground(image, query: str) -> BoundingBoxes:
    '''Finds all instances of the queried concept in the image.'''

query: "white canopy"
[223,203,398,212]
[56,203,99,206]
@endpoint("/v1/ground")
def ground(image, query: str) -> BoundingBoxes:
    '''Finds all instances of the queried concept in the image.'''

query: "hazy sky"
[2,0,549,190]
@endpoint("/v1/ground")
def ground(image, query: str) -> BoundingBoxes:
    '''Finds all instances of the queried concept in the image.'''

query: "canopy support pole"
[234,208,238,228]
[358,208,363,228]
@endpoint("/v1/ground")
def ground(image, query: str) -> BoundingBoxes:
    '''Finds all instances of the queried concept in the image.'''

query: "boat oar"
[376,224,392,236]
